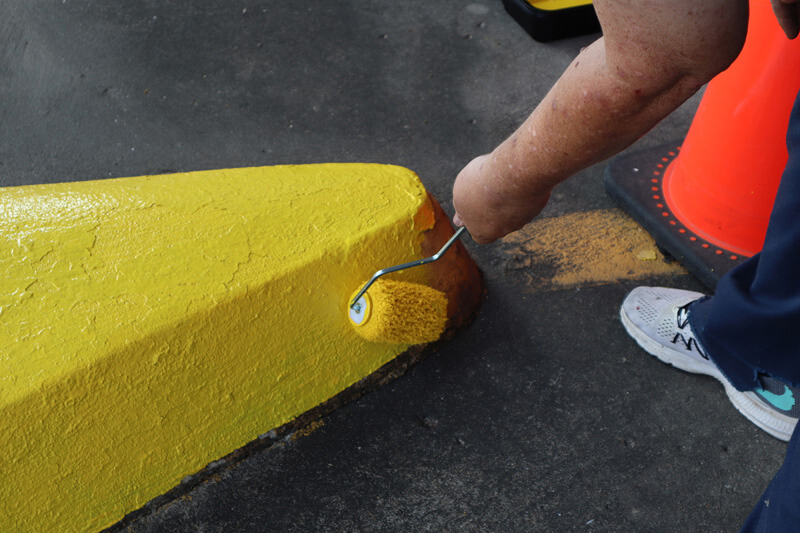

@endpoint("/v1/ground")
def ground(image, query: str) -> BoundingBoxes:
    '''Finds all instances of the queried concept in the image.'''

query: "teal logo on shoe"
[755,385,795,412]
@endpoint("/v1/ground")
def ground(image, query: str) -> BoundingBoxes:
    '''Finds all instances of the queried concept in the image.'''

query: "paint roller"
[348,226,467,344]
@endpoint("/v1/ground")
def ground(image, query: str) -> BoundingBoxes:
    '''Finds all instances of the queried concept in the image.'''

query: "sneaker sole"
[620,305,795,442]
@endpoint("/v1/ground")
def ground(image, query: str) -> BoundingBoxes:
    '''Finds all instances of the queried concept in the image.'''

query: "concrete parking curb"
[1,163,480,531]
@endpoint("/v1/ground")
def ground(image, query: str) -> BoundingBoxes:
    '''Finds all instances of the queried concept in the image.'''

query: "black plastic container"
[502,0,600,42]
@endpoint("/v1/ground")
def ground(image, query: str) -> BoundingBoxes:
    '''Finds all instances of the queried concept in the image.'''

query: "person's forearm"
[485,38,705,199]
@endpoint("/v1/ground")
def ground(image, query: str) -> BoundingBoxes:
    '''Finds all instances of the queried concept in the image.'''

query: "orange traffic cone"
[605,0,800,288]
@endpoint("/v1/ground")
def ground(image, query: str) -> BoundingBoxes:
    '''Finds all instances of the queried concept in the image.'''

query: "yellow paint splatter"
[636,248,658,261]
[502,209,686,289]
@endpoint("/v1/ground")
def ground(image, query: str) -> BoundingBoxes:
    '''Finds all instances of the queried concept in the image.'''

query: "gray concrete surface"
[1,1,787,531]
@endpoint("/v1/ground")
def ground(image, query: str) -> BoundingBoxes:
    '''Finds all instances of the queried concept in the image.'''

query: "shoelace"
[672,302,708,360]
[676,302,691,329]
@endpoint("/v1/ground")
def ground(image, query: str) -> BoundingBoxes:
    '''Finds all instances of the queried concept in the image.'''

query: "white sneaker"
[621,286,798,442]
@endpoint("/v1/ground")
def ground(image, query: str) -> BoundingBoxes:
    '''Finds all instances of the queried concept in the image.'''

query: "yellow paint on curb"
[502,209,687,289]
[1,164,442,531]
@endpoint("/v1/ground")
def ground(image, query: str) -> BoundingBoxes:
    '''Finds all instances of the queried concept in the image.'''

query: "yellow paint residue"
[636,248,658,261]
[0,164,435,531]
[502,209,686,289]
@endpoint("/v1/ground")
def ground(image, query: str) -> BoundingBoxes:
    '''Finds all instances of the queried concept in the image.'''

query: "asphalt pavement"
[1,2,787,531]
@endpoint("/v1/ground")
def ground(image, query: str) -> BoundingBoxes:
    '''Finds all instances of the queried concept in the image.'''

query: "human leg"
[621,89,800,440]
[738,426,800,533]
[620,89,800,531]
[620,286,799,441]
[688,88,800,392]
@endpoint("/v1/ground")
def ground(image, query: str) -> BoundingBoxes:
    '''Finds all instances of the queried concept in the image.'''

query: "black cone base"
[604,143,748,290]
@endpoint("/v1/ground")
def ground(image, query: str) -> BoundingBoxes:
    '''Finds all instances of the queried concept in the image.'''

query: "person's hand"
[452,153,551,244]
[771,0,800,39]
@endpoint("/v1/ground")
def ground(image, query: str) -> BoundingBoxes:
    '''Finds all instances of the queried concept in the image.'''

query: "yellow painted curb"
[0,164,473,531]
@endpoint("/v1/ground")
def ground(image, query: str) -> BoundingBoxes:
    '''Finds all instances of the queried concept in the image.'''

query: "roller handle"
[349,226,467,310]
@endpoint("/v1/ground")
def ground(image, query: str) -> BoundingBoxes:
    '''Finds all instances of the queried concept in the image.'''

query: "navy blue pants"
[739,426,800,532]
[690,90,800,392]
[688,91,800,531]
